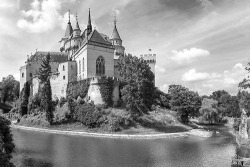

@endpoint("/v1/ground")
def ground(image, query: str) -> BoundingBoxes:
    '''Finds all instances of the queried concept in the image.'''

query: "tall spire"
[64,9,73,37]
[111,14,121,40]
[87,8,92,35]
[75,11,80,30]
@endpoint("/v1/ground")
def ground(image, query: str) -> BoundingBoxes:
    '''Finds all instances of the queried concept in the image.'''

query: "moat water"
[11,126,242,167]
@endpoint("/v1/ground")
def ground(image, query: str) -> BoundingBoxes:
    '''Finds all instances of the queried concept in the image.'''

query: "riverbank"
[11,124,213,139]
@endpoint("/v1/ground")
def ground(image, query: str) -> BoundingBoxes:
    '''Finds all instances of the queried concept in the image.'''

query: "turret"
[110,16,124,55]
[140,49,156,75]
[60,10,73,52]
[73,12,81,37]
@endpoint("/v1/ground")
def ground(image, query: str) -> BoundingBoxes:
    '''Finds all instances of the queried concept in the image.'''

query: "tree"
[169,85,201,123]
[39,53,53,124]
[117,54,155,117]
[199,98,220,124]
[0,75,20,102]
[209,90,229,103]
[19,82,30,116]
[0,116,15,167]
[237,91,250,116]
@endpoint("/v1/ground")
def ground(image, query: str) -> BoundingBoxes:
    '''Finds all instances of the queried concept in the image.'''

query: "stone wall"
[239,109,249,139]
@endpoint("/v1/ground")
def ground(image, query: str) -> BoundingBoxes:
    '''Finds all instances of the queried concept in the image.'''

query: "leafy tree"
[117,54,155,117]
[220,94,240,117]
[0,116,15,167]
[237,91,250,116]
[0,75,20,102]
[19,82,30,116]
[199,98,220,124]
[39,53,53,124]
[169,85,201,123]
[209,90,229,103]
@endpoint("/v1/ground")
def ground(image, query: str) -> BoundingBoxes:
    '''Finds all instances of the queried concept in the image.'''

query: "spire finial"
[76,11,78,21]
[87,8,92,34]
[68,9,71,23]
[114,12,117,25]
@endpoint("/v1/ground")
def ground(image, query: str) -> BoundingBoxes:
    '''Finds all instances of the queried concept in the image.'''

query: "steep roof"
[65,22,73,37]
[111,24,121,40]
[88,30,112,45]
[29,51,68,62]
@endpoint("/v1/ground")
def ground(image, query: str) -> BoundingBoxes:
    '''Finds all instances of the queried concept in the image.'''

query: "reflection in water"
[12,126,237,167]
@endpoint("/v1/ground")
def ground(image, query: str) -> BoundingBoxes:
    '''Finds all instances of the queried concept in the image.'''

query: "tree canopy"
[0,75,19,102]
[117,54,155,117]
[168,84,201,123]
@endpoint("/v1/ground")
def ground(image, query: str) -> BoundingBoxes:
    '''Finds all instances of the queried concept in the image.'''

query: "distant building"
[19,9,156,104]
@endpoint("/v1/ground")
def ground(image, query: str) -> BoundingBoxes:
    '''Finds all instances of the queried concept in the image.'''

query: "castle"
[19,9,156,104]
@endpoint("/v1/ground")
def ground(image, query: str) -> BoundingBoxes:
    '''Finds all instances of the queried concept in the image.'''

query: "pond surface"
[12,126,238,167]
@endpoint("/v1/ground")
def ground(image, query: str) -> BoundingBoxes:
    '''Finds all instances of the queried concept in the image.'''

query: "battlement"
[140,53,156,63]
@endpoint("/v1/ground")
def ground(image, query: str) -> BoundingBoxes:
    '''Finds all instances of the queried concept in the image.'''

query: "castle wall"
[87,77,105,105]
[74,46,87,80]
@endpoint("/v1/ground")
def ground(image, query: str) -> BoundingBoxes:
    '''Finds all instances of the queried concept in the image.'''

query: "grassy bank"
[10,106,191,135]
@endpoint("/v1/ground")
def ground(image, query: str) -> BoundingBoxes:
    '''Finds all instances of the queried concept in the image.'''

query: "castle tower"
[71,12,82,54]
[86,8,92,36]
[73,12,81,37]
[140,49,156,75]
[60,10,73,54]
[110,16,125,55]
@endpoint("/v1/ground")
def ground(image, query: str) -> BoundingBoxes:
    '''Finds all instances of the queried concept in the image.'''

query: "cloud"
[170,48,210,65]
[155,65,166,73]
[182,63,248,95]
[182,68,220,82]
[198,0,214,12]
[159,84,169,93]
[17,0,65,33]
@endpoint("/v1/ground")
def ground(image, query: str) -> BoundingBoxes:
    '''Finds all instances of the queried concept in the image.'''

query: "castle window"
[30,73,32,77]
[96,56,105,75]
[63,65,65,71]
[79,60,81,74]
[63,76,65,80]
[22,73,24,78]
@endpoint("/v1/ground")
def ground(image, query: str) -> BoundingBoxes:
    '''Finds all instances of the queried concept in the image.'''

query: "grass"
[11,105,192,135]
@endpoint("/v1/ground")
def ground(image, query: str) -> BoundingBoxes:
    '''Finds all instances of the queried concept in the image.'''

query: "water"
[12,126,237,167]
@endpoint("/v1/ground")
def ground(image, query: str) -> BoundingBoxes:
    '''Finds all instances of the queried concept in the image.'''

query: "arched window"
[82,58,84,71]
[96,56,105,75]
[63,65,65,71]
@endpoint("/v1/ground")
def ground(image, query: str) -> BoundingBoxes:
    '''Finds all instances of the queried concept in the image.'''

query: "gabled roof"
[29,51,68,62]
[88,30,112,45]
[111,24,121,40]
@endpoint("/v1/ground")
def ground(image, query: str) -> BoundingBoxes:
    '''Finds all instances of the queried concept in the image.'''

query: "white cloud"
[182,63,248,95]
[171,48,210,65]
[182,68,220,82]
[155,65,166,73]
[17,0,65,33]
[159,84,169,93]
[112,8,121,16]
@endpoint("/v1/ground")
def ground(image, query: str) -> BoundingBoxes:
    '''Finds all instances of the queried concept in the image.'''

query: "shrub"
[53,103,71,123]
[74,103,102,128]
[233,118,241,131]
[19,82,30,116]
[59,97,67,107]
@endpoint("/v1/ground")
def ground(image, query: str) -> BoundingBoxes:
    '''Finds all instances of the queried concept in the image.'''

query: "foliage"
[237,91,250,116]
[199,98,221,124]
[67,97,77,119]
[38,53,53,124]
[66,79,91,100]
[19,113,50,127]
[220,94,240,117]
[0,116,15,167]
[98,77,114,106]
[0,75,20,102]
[168,85,202,123]
[53,103,71,123]
[209,90,229,102]
[117,54,155,117]
[233,118,241,131]
[74,102,102,128]
[59,97,67,107]
[153,88,171,109]
[19,82,30,116]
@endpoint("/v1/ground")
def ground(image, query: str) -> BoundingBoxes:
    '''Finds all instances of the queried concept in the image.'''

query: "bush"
[59,97,67,107]
[233,118,241,131]
[74,103,102,128]
[53,103,71,123]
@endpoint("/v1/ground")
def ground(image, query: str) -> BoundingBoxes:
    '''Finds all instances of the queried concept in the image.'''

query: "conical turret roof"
[111,21,121,40]
[65,21,73,37]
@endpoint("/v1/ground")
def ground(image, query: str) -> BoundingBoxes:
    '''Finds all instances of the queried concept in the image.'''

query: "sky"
[1,0,250,96]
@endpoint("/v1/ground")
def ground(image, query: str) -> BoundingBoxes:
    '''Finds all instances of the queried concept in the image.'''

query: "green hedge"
[66,78,91,99]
